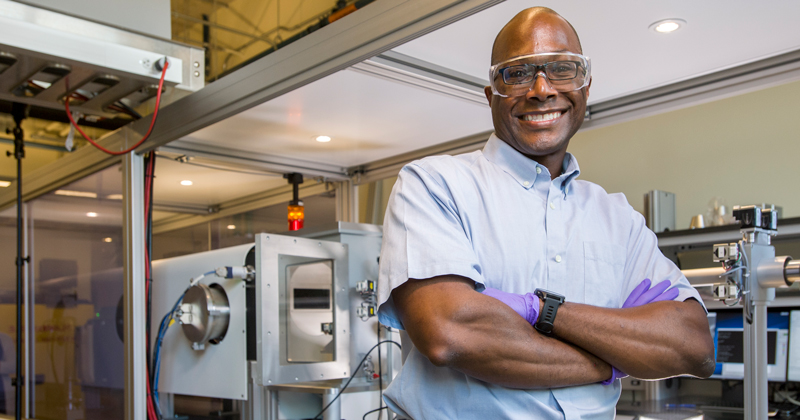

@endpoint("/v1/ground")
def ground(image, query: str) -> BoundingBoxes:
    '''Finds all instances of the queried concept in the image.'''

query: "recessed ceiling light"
[180,180,193,186]
[55,190,98,198]
[315,135,332,143]
[86,212,98,217]
[106,194,123,200]
[103,237,113,243]
[650,18,685,33]
[227,224,236,230]
[0,180,10,188]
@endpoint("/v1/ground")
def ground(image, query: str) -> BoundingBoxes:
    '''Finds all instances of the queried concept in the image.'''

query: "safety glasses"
[489,52,591,97]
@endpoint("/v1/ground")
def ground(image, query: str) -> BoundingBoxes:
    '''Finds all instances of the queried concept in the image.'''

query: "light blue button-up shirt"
[377,134,703,420]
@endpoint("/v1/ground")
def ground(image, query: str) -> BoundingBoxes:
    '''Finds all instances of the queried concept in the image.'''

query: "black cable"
[362,406,388,420]
[115,100,142,119]
[145,153,153,382]
[313,340,401,420]
[141,152,160,418]
[377,322,383,420]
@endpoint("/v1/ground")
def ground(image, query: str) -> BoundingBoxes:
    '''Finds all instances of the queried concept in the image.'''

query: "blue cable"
[153,291,186,412]
[153,270,216,413]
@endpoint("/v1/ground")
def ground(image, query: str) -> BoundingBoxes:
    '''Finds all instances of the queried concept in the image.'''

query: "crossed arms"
[391,274,715,390]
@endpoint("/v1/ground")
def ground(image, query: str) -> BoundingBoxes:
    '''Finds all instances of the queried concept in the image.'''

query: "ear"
[484,85,493,106]
[585,77,592,98]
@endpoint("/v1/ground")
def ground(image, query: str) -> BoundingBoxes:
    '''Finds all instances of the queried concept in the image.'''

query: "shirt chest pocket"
[583,241,626,308]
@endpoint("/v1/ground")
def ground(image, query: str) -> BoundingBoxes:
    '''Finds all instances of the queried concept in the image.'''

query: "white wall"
[569,79,800,229]
[17,0,171,39]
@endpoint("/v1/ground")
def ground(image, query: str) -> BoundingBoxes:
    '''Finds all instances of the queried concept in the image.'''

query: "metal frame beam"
[159,140,350,180]
[350,50,488,107]
[582,47,800,132]
[122,152,146,420]
[335,181,357,223]
[351,130,492,185]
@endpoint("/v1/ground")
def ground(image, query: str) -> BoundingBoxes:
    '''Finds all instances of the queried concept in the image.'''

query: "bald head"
[491,7,582,65]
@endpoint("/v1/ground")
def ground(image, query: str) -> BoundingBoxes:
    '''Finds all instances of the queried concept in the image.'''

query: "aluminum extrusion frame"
[122,152,146,420]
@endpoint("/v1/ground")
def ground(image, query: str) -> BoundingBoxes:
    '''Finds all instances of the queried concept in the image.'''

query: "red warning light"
[288,204,304,231]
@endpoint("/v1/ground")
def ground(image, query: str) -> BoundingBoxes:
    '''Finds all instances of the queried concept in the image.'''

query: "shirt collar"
[483,133,581,194]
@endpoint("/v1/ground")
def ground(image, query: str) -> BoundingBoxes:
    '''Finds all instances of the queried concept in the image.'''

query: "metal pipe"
[680,266,726,287]
[23,203,31,418]
[757,256,792,288]
[321,388,340,420]
[785,259,800,285]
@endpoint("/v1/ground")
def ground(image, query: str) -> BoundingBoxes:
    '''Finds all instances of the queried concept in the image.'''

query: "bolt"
[194,71,200,77]
[193,61,200,68]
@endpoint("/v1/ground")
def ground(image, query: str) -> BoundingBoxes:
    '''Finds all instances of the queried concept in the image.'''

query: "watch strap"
[534,289,564,335]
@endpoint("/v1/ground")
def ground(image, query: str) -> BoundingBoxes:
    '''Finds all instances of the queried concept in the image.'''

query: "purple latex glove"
[601,279,680,385]
[481,287,540,326]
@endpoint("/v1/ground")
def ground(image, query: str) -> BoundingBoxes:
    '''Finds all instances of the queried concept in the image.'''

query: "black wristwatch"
[533,289,565,335]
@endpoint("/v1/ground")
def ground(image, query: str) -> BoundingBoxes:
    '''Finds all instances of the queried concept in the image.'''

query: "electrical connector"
[713,243,739,263]
[215,265,255,281]
[713,283,739,300]
[357,303,377,320]
[356,279,375,294]
[154,57,169,72]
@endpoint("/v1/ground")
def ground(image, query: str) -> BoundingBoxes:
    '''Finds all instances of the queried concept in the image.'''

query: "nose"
[525,71,557,102]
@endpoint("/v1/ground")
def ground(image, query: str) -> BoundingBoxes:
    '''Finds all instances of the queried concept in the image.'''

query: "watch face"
[535,322,554,334]
[535,289,565,303]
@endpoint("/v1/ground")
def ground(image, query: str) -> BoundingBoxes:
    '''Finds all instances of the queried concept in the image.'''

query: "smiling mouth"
[520,111,564,122]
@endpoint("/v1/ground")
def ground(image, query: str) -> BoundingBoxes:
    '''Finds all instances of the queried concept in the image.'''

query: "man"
[376,7,715,419]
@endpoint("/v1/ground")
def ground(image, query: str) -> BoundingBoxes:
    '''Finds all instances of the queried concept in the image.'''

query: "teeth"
[522,112,561,122]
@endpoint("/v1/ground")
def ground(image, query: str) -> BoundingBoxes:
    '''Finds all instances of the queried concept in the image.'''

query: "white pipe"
[681,267,727,287]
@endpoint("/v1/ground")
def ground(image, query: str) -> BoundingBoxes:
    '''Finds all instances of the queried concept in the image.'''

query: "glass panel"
[153,192,337,260]
[30,165,123,420]
[0,205,18,417]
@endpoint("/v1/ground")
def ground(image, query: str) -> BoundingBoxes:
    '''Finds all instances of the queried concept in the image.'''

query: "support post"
[321,388,340,420]
[742,232,775,420]
[6,102,28,420]
[335,181,357,223]
[23,203,32,419]
[123,152,146,420]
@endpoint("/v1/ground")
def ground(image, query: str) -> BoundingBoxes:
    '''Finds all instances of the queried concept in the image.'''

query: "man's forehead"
[491,10,581,65]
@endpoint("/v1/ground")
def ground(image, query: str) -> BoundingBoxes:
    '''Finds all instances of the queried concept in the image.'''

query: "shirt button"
[522,181,530,187]
[536,167,542,174]
[549,202,556,209]
[555,255,562,263]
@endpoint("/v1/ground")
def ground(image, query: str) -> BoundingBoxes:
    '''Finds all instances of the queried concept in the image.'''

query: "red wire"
[144,153,157,419]
[64,61,169,155]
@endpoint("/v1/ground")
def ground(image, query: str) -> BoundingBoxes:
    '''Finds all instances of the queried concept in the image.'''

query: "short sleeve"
[621,208,706,312]
[377,162,485,330]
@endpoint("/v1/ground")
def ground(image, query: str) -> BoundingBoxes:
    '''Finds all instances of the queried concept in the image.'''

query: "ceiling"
[175,0,800,173]
[394,0,800,104]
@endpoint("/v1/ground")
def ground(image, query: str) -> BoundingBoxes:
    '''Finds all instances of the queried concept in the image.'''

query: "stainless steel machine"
[150,223,387,420]
[682,205,800,420]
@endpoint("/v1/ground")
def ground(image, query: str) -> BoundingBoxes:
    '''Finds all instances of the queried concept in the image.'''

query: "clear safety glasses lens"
[490,53,590,97]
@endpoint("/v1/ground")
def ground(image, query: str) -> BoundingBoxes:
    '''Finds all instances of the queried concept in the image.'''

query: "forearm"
[394,276,610,389]
[552,300,715,379]
[444,306,610,389]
